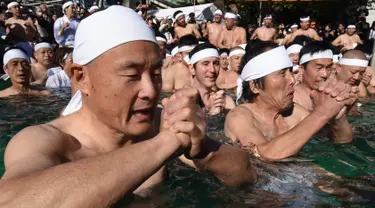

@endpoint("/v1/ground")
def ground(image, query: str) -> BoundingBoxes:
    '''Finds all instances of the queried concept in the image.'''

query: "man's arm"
[328,110,353,143]
[356,34,364,44]
[240,28,247,44]
[179,137,256,187]
[191,24,201,39]
[0,125,181,207]
[162,67,175,92]
[216,30,226,49]
[332,35,342,47]
[250,29,258,40]
[53,20,63,46]
[312,30,321,41]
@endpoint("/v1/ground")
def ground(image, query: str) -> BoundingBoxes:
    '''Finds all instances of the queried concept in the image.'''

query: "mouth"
[131,107,154,122]
[205,74,216,82]
[286,90,295,98]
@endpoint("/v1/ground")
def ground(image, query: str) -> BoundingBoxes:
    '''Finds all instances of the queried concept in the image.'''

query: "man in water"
[332,25,363,52]
[173,10,201,40]
[216,48,230,88]
[293,41,354,143]
[207,9,224,47]
[216,12,246,49]
[5,2,37,41]
[188,43,235,115]
[224,41,353,162]
[54,1,80,47]
[286,16,320,45]
[46,47,74,89]
[286,43,303,85]
[216,46,245,90]
[162,35,197,91]
[0,47,50,97]
[0,7,255,207]
[31,42,54,86]
[250,15,277,42]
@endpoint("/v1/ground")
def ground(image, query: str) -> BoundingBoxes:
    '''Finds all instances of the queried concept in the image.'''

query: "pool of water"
[0,89,375,207]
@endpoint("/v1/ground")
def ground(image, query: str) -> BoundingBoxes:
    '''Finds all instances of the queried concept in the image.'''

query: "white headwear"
[178,45,196,53]
[88,5,99,13]
[286,44,302,55]
[174,12,184,20]
[62,1,74,13]
[224,12,237,20]
[171,46,179,56]
[189,48,219,65]
[34,42,52,52]
[183,55,190,64]
[156,36,167,42]
[73,6,157,66]
[300,16,310,22]
[264,15,272,20]
[237,46,292,103]
[333,55,339,63]
[339,58,368,67]
[214,10,223,16]
[137,10,142,15]
[299,50,333,65]
[239,44,247,50]
[291,24,298,29]
[229,48,245,57]
[347,25,356,29]
[7,2,19,9]
[3,48,30,66]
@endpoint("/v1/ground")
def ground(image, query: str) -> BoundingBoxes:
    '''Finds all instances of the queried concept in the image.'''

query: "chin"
[127,123,152,136]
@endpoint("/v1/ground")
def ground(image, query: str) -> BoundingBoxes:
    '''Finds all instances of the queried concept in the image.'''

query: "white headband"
[292,65,299,72]
[171,46,179,56]
[175,12,185,20]
[156,37,166,42]
[239,44,247,50]
[339,58,368,67]
[264,15,272,20]
[73,6,157,65]
[7,2,19,9]
[300,16,310,22]
[299,50,333,65]
[291,24,298,29]
[237,46,292,103]
[62,1,73,13]
[365,53,373,59]
[3,49,30,66]
[214,10,223,16]
[189,48,219,65]
[224,12,237,19]
[34,42,52,52]
[220,52,228,57]
[88,5,99,13]
[287,44,302,55]
[333,55,339,63]
[178,45,196,52]
[229,49,245,57]
[183,55,190,64]
[347,25,356,29]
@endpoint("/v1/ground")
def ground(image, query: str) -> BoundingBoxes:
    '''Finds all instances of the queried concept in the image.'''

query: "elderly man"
[207,9,224,47]
[162,35,197,91]
[216,46,245,90]
[332,25,363,52]
[225,41,353,162]
[286,16,320,45]
[294,41,354,143]
[250,15,277,42]
[0,7,255,207]
[31,42,54,85]
[0,47,50,97]
[188,43,235,115]
[216,12,246,49]
[287,43,303,85]
[173,10,201,40]
[53,1,80,47]
[216,48,230,87]
[5,2,37,41]
[46,46,73,89]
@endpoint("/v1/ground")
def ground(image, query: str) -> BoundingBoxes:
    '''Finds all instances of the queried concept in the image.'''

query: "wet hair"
[239,40,279,102]
[299,41,334,69]
[219,48,230,56]
[54,47,73,68]
[178,34,198,48]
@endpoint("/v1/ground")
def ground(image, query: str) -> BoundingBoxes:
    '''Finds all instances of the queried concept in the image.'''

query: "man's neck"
[35,62,50,71]
[76,105,134,153]
[227,25,237,31]
[251,97,283,122]
[65,14,73,20]
[10,82,31,93]
[194,78,213,104]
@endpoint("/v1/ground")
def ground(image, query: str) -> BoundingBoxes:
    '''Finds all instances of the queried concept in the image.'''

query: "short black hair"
[189,42,217,60]
[173,10,183,19]
[219,48,230,56]
[178,34,198,48]
[54,46,73,68]
[288,35,313,48]
[299,41,334,69]
[239,40,279,103]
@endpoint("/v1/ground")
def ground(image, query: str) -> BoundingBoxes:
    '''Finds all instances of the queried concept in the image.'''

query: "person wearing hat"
[88,5,99,14]
[216,11,246,49]
[173,10,201,41]
[53,1,80,47]
[0,6,255,207]
[286,16,320,45]
[216,46,245,90]
[0,46,50,97]
[250,14,277,42]
[280,24,298,45]
[30,42,54,85]
[225,40,353,161]
[332,24,363,52]
[207,9,224,47]
[5,1,37,42]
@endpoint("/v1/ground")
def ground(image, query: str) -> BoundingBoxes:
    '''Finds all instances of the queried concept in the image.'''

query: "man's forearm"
[191,138,256,186]
[0,132,179,208]
[366,85,375,94]
[329,115,353,143]
[258,111,331,161]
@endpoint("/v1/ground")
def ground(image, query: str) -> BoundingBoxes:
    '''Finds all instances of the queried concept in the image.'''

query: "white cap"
[62,1,74,13]
[7,2,19,9]
[214,10,223,16]
[291,24,298,29]
[34,42,52,52]
[3,48,30,66]
[73,6,157,66]
[88,5,99,13]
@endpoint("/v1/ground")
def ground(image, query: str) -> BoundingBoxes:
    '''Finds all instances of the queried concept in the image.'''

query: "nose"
[138,73,157,101]
[320,68,329,79]
[353,72,361,80]
[287,70,295,86]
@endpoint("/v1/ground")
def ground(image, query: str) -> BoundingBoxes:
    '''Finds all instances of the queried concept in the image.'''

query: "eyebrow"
[119,60,163,70]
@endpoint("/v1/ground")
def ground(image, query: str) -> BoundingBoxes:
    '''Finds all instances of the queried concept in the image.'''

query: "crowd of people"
[0,1,374,206]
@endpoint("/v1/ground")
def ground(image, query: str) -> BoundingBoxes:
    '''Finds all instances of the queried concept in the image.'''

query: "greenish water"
[0,90,375,207]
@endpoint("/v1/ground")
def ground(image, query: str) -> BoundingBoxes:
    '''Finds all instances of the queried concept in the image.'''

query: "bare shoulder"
[2,123,66,180]
[226,105,254,125]
[237,26,246,33]
[292,103,310,120]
